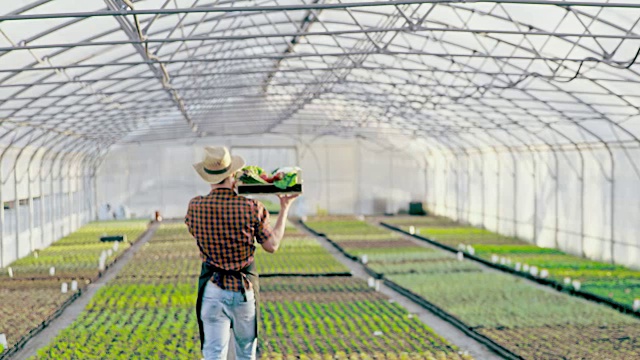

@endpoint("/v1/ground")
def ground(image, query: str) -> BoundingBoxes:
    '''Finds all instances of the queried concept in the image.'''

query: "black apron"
[196,261,260,350]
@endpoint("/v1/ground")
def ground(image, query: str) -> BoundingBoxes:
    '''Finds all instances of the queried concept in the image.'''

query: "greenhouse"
[0,1,639,359]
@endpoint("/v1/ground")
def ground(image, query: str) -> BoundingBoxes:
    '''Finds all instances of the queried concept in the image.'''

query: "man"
[185,146,298,360]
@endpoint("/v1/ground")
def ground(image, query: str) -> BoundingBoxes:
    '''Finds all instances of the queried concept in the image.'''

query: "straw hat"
[193,146,245,184]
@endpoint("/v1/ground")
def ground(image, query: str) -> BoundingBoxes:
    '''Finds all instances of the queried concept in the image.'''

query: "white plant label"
[500,257,507,265]
[107,249,113,257]
[515,263,521,271]
[61,282,68,293]
[572,280,581,291]
[71,280,78,291]
[0,333,7,348]
[458,243,465,251]
[633,299,640,311]
[530,266,539,276]
[7,267,13,278]
[98,258,106,271]
[374,280,381,292]
[409,226,415,235]
[523,264,530,272]
[367,277,375,288]
[49,267,55,276]
[361,255,368,264]
[113,242,119,252]
[564,277,571,285]
[373,331,383,336]
[457,252,464,261]
[540,269,549,278]
[491,255,499,263]
[466,245,475,255]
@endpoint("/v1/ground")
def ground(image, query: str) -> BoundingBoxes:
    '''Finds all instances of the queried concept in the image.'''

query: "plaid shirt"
[185,188,273,292]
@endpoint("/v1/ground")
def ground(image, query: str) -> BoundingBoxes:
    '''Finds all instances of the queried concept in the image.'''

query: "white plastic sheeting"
[0,147,95,267]
[96,136,426,219]
[425,145,640,269]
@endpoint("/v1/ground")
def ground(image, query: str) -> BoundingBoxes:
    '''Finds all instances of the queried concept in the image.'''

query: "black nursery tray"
[237,183,303,195]
[99,235,127,242]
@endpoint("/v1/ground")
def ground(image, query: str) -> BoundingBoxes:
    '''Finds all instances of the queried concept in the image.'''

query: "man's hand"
[278,193,299,210]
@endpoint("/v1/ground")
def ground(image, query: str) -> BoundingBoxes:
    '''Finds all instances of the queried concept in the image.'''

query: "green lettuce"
[239,166,268,184]
[274,172,298,189]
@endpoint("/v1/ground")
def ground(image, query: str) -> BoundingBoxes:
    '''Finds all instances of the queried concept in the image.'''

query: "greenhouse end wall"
[96,136,426,221]
[425,146,640,270]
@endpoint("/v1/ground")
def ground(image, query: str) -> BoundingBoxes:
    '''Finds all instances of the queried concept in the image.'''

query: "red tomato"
[273,172,284,181]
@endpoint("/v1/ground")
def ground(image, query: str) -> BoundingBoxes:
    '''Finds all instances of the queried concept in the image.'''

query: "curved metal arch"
[0,1,636,152]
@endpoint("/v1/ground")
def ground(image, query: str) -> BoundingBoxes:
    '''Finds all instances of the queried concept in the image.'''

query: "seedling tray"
[237,183,302,195]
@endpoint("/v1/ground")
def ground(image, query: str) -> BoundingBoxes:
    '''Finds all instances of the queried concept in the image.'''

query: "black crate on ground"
[99,235,127,242]
[409,202,427,215]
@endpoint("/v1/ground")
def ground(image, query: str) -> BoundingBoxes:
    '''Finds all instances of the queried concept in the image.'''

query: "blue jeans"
[201,281,257,360]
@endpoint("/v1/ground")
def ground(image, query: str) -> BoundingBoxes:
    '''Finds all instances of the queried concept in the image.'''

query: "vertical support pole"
[610,153,616,264]
[60,166,65,236]
[481,151,486,228]
[579,150,586,257]
[532,151,538,245]
[453,153,459,221]
[554,149,560,249]
[0,165,4,268]
[495,150,501,234]
[28,171,34,252]
[77,166,83,228]
[466,152,471,223]
[14,167,21,258]
[50,171,56,242]
[39,174,46,247]
[512,150,518,238]
[443,154,448,217]
[92,171,98,221]
[67,165,72,233]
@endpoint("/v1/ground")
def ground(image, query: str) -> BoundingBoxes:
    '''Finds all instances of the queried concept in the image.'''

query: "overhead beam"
[0,1,637,22]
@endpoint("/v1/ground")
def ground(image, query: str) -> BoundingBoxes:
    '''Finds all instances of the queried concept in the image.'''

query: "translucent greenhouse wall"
[425,146,640,270]
[0,147,96,268]
[96,136,426,220]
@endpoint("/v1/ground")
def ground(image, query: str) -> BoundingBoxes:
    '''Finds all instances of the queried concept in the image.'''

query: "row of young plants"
[304,217,640,360]
[260,278,468,359]
[34,221,470,359]
[381,216,640,311]
[0,220,149,280]
[0,220,149,357]
[32,223,201,359]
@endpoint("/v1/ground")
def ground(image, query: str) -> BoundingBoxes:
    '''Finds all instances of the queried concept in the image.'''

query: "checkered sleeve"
[254,201,274,244]
[185,197,197,237]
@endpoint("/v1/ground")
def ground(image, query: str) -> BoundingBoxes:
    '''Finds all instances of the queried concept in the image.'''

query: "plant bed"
[381,219,640,315]
[303,218,640,359]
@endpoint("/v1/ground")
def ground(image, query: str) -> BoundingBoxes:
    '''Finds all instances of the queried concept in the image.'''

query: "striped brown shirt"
[185,188,273,291]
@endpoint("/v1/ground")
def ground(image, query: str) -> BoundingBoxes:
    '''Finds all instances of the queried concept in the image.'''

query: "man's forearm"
[271,207,290,249]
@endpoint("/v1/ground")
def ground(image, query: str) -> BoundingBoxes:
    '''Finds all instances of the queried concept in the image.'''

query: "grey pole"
[0,164,4,268]
[14,164,21,258]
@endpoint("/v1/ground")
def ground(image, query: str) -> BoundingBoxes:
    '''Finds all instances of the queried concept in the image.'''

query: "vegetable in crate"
[238,166,269,184]
[238,166,300,190]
